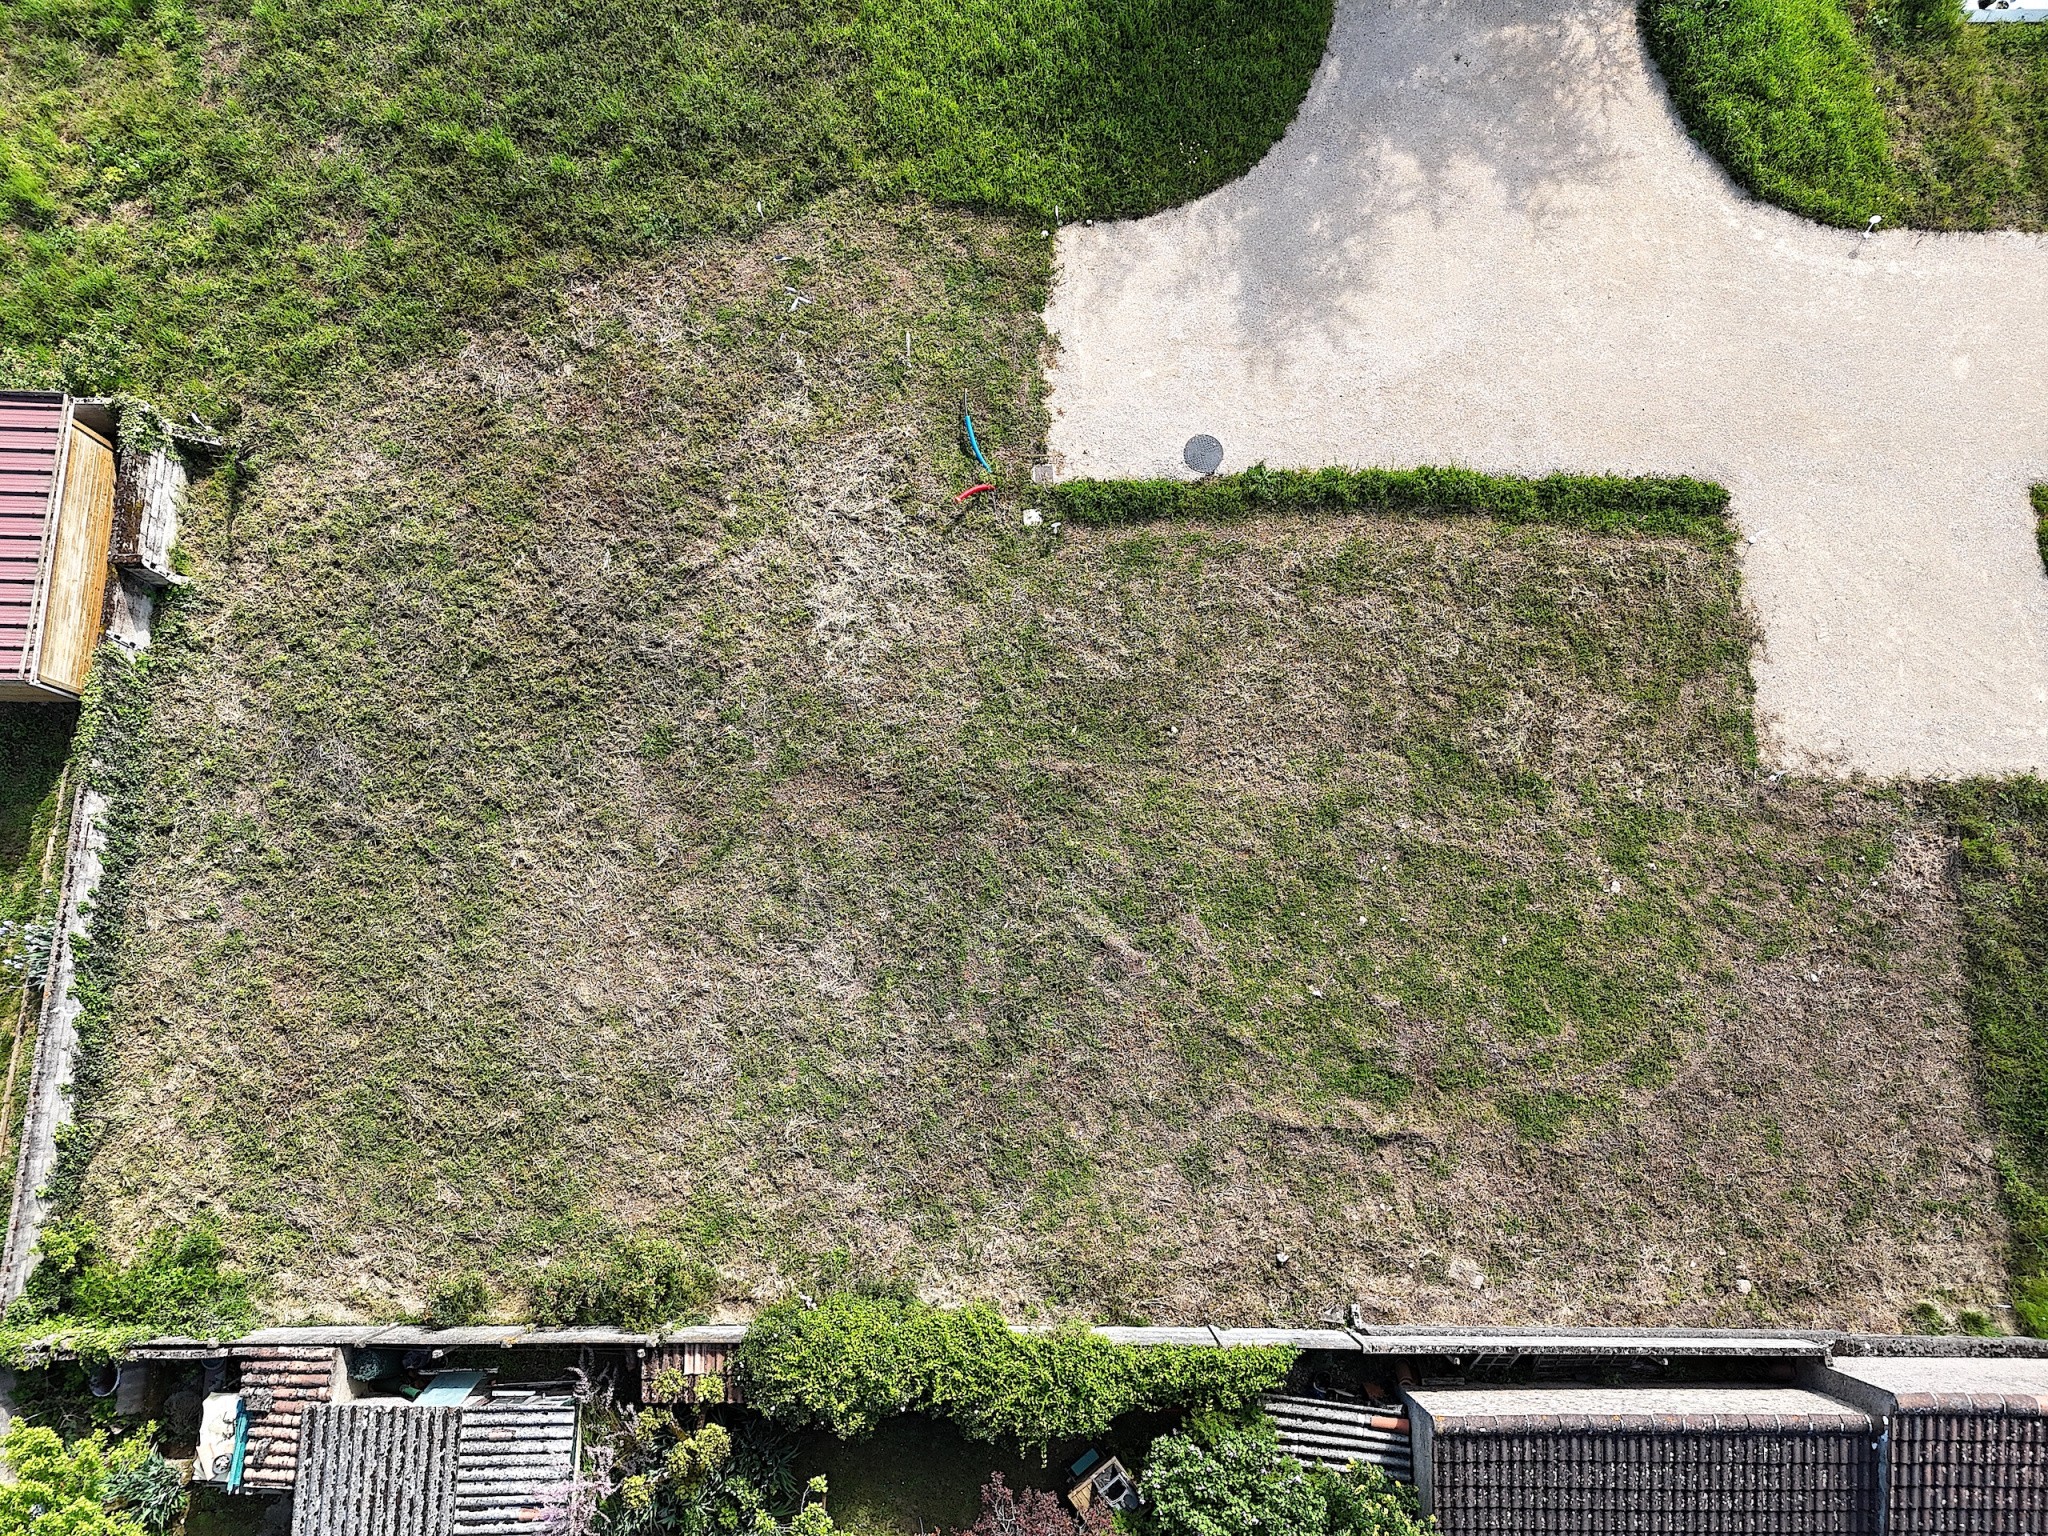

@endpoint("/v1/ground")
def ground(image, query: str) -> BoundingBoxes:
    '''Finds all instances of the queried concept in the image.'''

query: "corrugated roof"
[454,1391,578,1535]
[1264,1393,1412,1481]
[0,392,63,681]
[292,1402,462,1536]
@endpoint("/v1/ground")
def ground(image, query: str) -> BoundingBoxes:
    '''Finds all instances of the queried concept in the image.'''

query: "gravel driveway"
[1044,0,2048,777]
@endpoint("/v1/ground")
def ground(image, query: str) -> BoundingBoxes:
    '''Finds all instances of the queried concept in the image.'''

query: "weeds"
[531,1237,717,1332]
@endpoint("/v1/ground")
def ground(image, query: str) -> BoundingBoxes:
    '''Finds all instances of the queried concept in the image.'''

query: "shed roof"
[1410,1385,1873,1433]
[292,1402,462,1536]
[1828,1355,2048,1412]
[0,392,62,681]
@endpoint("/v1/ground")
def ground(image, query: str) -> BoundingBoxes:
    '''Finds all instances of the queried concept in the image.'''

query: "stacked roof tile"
[1818,1358,2048,1533]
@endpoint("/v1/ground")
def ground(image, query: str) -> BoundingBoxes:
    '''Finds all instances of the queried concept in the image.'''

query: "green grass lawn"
[0,0,2033,1341]
[1643,0,2048,229]
[0,0,1329,413]
[40,190,2006,1330]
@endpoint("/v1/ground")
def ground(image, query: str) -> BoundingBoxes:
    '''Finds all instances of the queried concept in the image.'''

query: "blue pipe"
[963,408,994,476]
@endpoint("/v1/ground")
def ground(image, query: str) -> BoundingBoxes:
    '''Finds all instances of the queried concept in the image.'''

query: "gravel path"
[1044,0,2048,777]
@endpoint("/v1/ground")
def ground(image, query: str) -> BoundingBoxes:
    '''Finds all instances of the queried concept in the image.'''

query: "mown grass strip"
[1043,464,1732,541]
[1941,778,2048,1336]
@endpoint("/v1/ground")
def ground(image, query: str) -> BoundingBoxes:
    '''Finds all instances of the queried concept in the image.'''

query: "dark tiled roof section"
[240,1346,343,1491]
[453,1391,579,1535]
[291,1402,461,1536]
[1888,1403,2048,1533]
[641,1341,746,1405]
[1434,1412,1870,1436]
[1889,1390,2048,1414]
[1431,1429,1882,1536]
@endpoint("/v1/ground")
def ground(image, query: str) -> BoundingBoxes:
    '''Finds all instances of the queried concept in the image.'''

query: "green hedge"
[1042,464,1731,541]
[736,1295,1295,1450]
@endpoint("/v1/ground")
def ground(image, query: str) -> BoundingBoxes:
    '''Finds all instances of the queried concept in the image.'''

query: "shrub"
[425,1272,491,1328]
[955,1474,1111,1535]
[1042,465,1730,542]
[737,1295,1295,1451]
[0,1422,171,1535]
[529,1237,715,1332]
[1133,1415,1432,1536]
[12,1220,250,1335]
[101,1443,184,1535]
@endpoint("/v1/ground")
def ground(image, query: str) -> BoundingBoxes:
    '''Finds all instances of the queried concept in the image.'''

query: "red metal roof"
[0,392,64,682]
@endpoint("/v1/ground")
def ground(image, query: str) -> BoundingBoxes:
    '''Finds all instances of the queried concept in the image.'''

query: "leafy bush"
[1641,0,1895,227]
[0,1422,174,1535]
[12,1220,250,1335]
[1133,1415,1432,1536]
[1043,465,1731,542]
[530,1237,715,1332]
[577,1404,821,1536]
[738,1295,1294,1450]
[425,1272,491,1328]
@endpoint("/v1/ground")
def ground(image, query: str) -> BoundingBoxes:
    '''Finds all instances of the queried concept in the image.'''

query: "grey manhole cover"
[1183,434,1224,475]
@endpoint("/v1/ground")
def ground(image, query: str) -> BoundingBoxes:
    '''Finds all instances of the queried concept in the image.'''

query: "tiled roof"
[1411,1388,1881,1536]
[240,1346,344,1491]
[1823,1360,2048,1531]
[641,1341,746,1405]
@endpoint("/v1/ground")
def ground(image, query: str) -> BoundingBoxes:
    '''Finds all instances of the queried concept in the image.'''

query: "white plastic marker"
[1865,215,1883,238]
